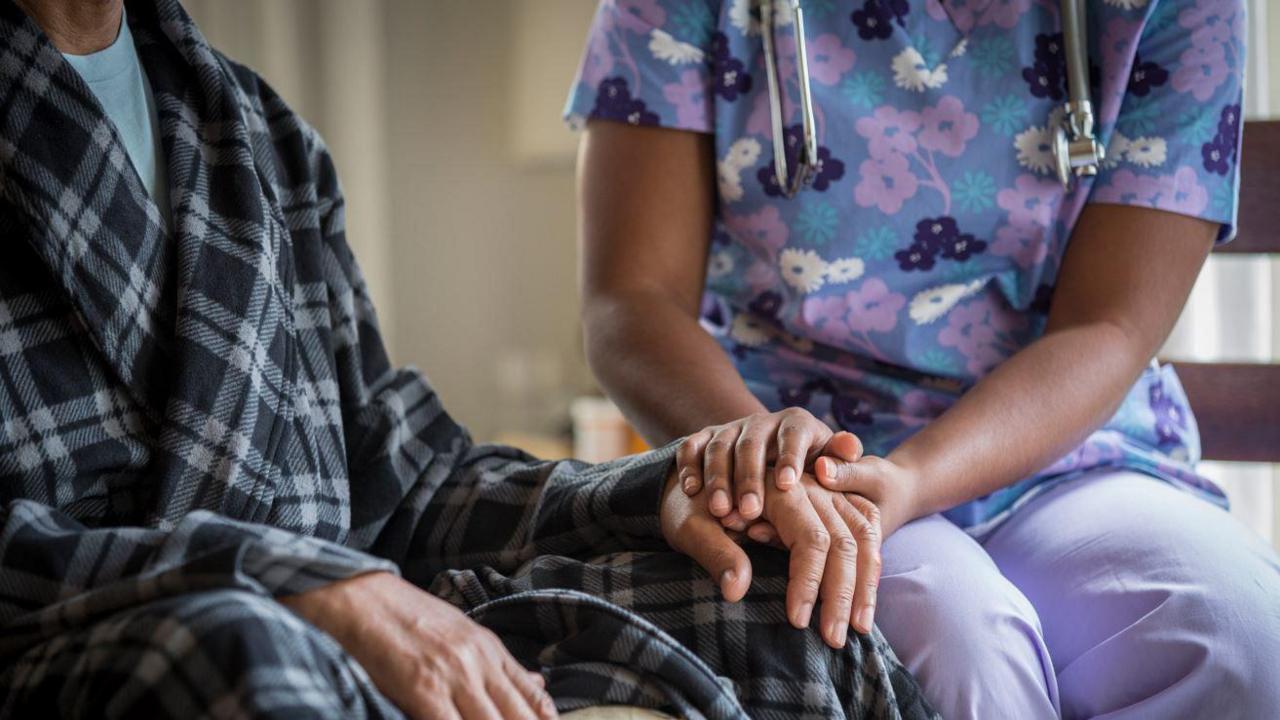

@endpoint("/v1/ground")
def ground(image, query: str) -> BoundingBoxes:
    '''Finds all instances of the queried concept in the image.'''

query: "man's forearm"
[584,292,766,445]
[888,321,1150,520]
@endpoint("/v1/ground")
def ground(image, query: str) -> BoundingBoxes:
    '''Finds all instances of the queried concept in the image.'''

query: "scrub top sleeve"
[564,0,721,134]
[1087,0,1245,243]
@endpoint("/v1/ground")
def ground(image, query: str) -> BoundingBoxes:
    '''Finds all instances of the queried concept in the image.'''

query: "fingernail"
[682,475,698,493]
[711,489,730,514]
[721,566,742,594]
[793,602,813,628]
[858,605,875,633]
[778,466,796,488]
[827,620,848,648]
[740,492,761,517]
[816,457,831,479]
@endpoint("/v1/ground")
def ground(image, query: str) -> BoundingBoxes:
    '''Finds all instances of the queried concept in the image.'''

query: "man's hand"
[280,572,556,720]
[661,465,883,649]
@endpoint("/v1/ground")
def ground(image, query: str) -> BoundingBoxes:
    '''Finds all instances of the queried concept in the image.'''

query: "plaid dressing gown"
[0,2,936,718]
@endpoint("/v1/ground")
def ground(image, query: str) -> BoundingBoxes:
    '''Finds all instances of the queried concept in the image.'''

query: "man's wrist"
[279,571,390,637]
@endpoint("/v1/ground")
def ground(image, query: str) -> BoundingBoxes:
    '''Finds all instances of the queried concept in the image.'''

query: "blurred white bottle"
[570,396,630,463]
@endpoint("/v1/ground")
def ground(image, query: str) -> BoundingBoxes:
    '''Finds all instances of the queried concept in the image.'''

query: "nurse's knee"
[876,519,1057,719]
[1165,577,1280,712]
[1077,563,1280,718]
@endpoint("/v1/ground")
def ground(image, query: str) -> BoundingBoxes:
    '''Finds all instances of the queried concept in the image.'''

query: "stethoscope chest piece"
[1052,105,1106,189]
[1051,0,1105,189]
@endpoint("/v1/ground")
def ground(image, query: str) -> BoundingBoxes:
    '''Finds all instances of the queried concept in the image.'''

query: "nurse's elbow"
[581,292,637,369]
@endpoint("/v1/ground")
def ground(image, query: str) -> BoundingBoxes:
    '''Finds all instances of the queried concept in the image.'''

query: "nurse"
[566,0,1280,718]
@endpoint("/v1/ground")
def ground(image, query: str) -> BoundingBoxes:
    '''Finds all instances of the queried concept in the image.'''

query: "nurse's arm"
[816,204,1217,538]
[579,121,861,523]
[577,120,768,441]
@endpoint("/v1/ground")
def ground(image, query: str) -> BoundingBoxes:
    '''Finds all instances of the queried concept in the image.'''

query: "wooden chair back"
[1170,120,1280,462]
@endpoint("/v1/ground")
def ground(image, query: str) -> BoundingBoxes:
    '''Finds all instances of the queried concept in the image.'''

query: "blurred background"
[183,0,1280,548]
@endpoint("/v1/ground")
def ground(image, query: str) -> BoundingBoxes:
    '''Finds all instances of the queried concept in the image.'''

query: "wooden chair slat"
[1214,120,1280,255]
[1171,361,1280,463]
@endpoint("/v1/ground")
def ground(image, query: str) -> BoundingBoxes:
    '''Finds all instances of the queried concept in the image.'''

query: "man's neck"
[15,0,124,55]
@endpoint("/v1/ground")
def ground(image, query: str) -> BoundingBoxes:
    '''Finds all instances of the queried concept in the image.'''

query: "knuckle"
[672,518,699,544]
[706,439,733,455]
[713,548,736,569]
[855,517,881,543]
[411,661,442,691]
[864,456,891,473]
[864,571,881,593]
[805,527,832,551]
[835,586,856,605]
[833,532,858,556]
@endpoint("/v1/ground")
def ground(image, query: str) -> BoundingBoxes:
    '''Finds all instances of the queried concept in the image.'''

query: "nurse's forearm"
[887,321,1145,518]
[584,291,766,445]
[883,203,1217,525]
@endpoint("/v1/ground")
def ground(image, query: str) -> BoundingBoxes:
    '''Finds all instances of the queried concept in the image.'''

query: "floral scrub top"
[565,0,1245,535]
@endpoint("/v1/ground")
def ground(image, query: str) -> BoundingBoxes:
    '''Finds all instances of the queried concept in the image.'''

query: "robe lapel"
[0,0,300,527]
[133,0,300,527]
[0,2,176,422]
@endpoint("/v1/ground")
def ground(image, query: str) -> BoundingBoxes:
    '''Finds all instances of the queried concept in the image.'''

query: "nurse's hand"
[677,408,863,521]
[812,454,921,541]
[661,465,884,647]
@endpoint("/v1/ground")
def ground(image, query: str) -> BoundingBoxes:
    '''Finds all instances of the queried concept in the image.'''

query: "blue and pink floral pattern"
[567,0,1244,533]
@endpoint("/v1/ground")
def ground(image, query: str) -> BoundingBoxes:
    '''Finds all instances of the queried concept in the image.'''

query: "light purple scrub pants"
[876,471,1280,719]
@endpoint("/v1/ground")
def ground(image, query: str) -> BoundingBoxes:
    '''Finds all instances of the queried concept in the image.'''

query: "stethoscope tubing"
[760,0,1101,194]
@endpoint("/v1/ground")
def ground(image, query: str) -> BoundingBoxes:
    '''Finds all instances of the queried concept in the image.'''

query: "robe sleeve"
[0,500,396,655]
[392,443,677,587]
[291,127,678,584]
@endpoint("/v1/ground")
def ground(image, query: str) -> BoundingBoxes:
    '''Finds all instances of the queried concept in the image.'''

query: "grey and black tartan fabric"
[0,1,936,718]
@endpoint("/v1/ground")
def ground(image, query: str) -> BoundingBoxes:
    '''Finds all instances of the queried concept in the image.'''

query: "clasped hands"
[663,407,919,650]
[279,408,916,720]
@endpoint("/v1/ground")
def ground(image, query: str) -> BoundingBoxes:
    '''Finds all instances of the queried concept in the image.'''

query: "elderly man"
[0,1,935,718]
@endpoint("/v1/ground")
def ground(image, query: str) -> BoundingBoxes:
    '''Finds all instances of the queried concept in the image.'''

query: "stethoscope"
[762,0,1103,195]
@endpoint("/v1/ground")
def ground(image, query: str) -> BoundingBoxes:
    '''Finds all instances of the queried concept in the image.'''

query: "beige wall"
[383,0,594,439]
[186,0,596,440]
